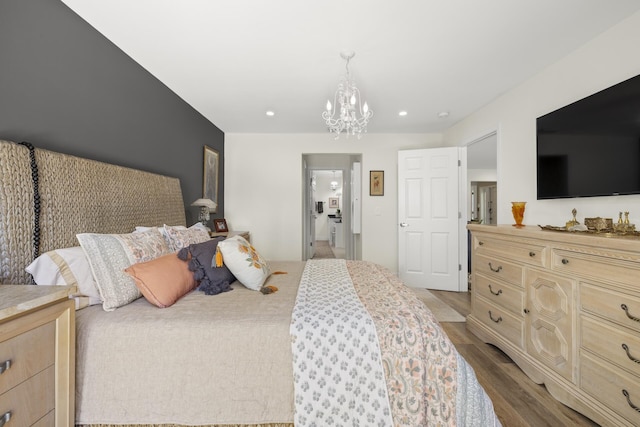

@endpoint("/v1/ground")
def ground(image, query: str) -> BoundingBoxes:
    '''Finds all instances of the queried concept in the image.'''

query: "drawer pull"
[488,263,502,273]
[488,284,502,296]
[622,344,640,364]
[0,412,10,427]
[623,390,640,413]
[0,360,10,375]
[488,310,502,323]
[621,304,640,323]
[529,251,536,257]
[561,258,569,265]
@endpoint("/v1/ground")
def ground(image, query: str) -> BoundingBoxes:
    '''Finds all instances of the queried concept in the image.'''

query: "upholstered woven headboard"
[0,140,186,284]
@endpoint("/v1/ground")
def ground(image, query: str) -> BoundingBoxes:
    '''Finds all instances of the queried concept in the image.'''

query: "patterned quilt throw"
[291,259,501,427]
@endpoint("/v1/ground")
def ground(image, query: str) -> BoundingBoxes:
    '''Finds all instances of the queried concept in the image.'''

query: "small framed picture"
[329,197,339,209]
[370,170,384,196]
[213,218,229,233]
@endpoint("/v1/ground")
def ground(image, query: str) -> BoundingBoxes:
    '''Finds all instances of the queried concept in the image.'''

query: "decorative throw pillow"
[177,237,236,295]
[134,223,207,236]
[125,253,196,308]
[162,225,211,252]
[217,235,271,291]
[25,246,102,306]
[134,225,186,234]
[76,228,171,311]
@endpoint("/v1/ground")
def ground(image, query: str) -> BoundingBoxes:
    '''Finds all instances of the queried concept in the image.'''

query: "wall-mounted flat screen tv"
[536,73,640,199]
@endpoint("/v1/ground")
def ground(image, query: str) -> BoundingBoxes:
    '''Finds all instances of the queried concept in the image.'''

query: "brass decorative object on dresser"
[468,224,640,427]
[0,285,76,426]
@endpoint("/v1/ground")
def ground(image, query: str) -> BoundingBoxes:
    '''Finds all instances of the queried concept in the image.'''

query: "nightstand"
[209,230,250,242]
[0,285,76,426]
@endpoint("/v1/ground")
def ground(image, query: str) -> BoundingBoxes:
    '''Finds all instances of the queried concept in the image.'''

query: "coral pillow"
[125,253,196,308]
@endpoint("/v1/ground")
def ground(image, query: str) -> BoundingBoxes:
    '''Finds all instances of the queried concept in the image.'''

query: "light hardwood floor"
[431,290,601,427]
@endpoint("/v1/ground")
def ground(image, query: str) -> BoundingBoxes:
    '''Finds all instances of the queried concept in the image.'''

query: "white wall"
[445,11,640,227]
[224,133,442,272]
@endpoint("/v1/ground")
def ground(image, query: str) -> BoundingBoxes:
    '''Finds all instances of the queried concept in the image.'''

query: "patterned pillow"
[218,235,270,291]
[162,225,211,252]
[76,228,171,311]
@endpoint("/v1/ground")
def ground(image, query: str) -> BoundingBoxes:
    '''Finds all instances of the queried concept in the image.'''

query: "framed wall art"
[203,145,219,212]
[370,170,384,196]
[328,197,339,209]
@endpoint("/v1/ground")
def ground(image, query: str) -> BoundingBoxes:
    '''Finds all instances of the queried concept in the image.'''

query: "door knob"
[399,222,409,227]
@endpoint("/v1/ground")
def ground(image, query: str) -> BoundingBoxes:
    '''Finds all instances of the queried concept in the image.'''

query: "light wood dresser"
[467,224,640,427]
[0,285,75,426]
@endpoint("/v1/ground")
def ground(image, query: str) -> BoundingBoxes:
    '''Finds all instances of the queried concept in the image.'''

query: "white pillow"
[25,246,102,306]
[77,228,171,311]
[218,235,271,291]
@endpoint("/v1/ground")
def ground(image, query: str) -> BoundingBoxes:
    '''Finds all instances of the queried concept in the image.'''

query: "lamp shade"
[191,198,217,210]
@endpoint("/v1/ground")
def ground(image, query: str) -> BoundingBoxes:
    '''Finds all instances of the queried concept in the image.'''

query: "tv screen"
[536,73,640,199]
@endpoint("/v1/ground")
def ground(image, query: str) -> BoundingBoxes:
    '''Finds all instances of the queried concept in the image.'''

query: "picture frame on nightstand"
[213,218,229,233]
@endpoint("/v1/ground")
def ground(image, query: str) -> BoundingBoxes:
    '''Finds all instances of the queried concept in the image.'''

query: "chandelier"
[322,51,372,139]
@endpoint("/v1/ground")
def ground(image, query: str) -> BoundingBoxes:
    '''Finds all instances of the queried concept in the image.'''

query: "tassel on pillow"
[215,246,224,268]
[177,238,235,295]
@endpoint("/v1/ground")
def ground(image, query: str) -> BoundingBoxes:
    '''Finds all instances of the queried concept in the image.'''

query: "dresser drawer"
[32,411,55,427]
[474,273,524,316]
[0,365,55,426]
[474,234,546,267]
[581,283,640,334]
[581,353,640,426]
[0,321,55,395]
[582,315,640,377]
[552,248,640,287]
[474,296,524,348]
[475,254,523,287]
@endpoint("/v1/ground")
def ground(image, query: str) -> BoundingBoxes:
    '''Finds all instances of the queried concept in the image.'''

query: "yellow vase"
[511,202,526,227]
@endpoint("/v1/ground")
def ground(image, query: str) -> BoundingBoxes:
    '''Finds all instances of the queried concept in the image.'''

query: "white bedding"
[75,261,303,425]
[75,259,500,426]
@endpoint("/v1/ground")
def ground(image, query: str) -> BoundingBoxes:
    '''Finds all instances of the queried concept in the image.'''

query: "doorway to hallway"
[302,153,362,261]
[311,240,344,259]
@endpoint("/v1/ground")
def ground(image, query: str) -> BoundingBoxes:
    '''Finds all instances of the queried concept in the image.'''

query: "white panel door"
[398,148,460,291]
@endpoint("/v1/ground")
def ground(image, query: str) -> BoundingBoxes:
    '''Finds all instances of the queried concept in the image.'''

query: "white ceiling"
[61,0,640,134]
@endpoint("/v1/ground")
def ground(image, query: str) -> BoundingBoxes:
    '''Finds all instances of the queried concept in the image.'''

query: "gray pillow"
[177,237,235,295]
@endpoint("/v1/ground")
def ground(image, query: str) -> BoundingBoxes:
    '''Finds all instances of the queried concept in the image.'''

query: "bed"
[0,139,501,426]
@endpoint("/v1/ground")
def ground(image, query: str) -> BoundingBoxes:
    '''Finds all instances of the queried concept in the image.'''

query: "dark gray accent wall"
[0,0,225,225]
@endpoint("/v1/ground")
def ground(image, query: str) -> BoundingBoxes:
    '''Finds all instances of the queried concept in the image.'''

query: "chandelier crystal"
[322,51,372,139]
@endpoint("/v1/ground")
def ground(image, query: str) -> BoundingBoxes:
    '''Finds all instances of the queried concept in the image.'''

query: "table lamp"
[191,198,217,228]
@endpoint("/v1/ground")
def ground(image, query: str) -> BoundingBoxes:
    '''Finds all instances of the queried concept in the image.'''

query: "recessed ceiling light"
[398,111,408,117]
[437,111,450,118]
[266,110,275,117]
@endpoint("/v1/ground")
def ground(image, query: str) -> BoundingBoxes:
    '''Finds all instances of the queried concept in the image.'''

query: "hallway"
[312,240,345,259]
